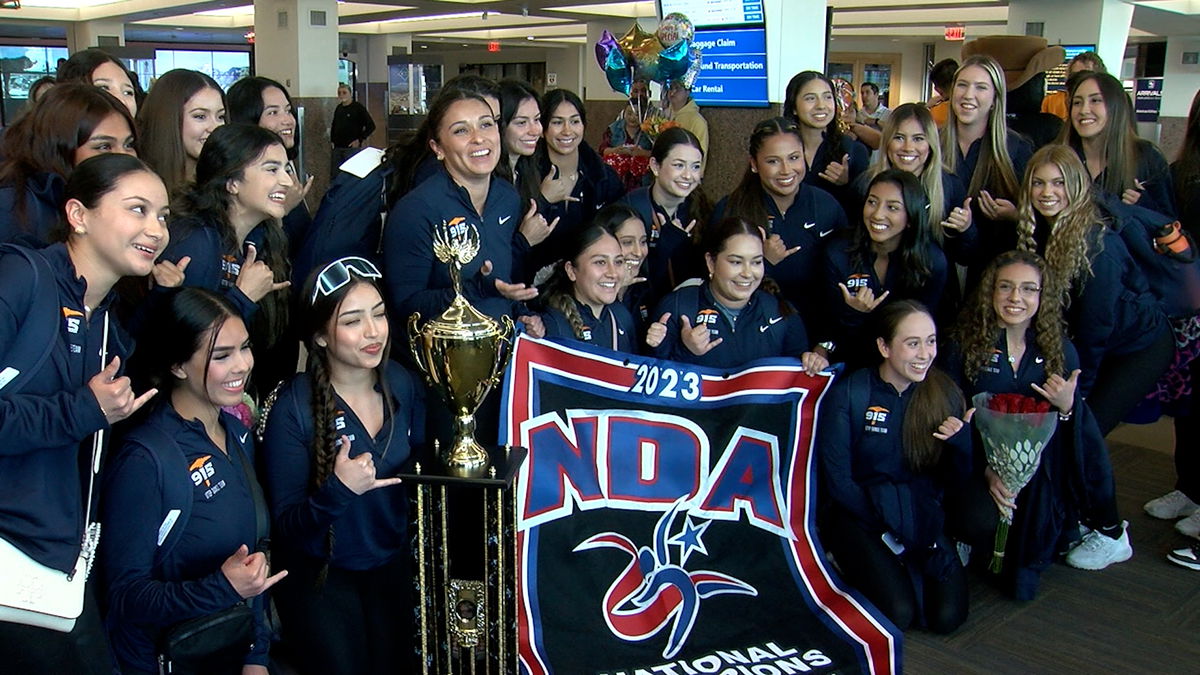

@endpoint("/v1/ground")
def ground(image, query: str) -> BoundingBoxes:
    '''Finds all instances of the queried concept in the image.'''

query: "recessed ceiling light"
[526,36,534,40]
[420,44,427,48]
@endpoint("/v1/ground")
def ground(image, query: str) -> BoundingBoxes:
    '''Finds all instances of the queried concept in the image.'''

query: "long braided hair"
[299,270,393,583]
[1015,144,1105,303]
[952,249,1067,383]
[539,223,621,339]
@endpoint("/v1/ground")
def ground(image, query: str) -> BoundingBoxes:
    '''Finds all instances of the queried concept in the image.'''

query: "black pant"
[1088,329,1175,436]
[272,550,413,675]
[1174,355,1200,501]
[0,584,110,674]
[820,508,967,634]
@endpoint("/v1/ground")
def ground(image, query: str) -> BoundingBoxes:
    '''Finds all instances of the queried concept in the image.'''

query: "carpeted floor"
[905,420,1200,673]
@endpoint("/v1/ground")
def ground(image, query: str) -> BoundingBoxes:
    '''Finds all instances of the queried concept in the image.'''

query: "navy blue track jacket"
[0,243,123,572]
[651,284,810,368]
[382,168,526,323]
[102,404,270,672]
[261,361,424,570]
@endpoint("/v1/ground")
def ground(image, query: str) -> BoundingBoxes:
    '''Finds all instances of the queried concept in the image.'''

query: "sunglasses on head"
[311,256,382,303]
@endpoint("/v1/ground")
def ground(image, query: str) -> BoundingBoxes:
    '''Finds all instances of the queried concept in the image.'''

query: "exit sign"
[487,41,501,52]
[945,26,964,41]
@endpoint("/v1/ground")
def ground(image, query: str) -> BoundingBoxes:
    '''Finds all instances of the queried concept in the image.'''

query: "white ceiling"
[0,0,1197,46]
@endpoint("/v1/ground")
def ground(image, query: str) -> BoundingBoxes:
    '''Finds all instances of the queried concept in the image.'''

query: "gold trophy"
[409,219,514,475]
[402,218,526,674]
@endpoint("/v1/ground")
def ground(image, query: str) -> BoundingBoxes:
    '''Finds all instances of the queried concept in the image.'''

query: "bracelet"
[1058,409,1073,421]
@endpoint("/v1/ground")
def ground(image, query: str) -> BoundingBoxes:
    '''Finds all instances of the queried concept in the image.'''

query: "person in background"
[0,84,137,246]
[330,82,376,176]
[137,69,226,196]
[1152,88,1200,563]
[857,81,890,131]
[57,48,140,117]
[27,75,55,104]
[664,79,709,172]
[940,54,1032,279]
[1059,71,1177,219]
[927,58,958,127]
[1043,51,1106,121]
[227,76,314,258]
[784,70,870,213]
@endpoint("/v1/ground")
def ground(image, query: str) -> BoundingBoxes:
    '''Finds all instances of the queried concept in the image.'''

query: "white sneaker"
[1144,490,1200,520]
[1066,522,1133,570]
[1176,511,1200,540]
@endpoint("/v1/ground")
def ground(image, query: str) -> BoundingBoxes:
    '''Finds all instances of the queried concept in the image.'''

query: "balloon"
[656,15,681,48]
[643,38,690,87]
[677,45,703,90]
[659,13,694,46]
[616,24,661,67]
[596,29,633,96]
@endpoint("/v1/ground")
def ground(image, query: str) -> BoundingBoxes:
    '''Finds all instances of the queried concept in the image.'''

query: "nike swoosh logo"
[238,432,248,443]
[803,222,816,229]
[819,230,832,237]
[769,317,783,325]
[759,324,771,333]
[1035,357,1044,364]
[499,216,512,225]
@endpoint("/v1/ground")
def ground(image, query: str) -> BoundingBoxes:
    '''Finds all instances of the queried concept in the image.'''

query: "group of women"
[0,44,1196,673]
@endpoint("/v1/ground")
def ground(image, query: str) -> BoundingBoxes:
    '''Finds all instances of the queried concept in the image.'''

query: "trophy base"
[399,445,525,675]
[443,436,492,477]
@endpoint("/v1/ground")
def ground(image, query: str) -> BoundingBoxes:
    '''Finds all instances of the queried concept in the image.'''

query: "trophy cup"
[403,219,526,674]
[409,219,514,475]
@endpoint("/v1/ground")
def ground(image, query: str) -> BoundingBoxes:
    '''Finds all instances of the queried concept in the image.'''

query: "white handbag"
[0,312,108,632]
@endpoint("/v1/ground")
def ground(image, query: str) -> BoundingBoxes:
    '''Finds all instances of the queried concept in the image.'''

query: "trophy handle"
[489,315,516,387]
[408,312,428,377]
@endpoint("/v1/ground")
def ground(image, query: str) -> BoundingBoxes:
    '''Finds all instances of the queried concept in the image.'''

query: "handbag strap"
[228,437,270,550]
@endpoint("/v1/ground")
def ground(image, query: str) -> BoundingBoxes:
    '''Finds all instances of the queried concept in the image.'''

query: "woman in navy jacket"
[826,169,947,369]
[522,224,638,353]
[944,250,1128,597]
[0,84,137,246]
[261,257,423,674]
[227,76,314,259]
[0,154,163,672]
[783,71,869,216]
[619,127,710,301]
[1060,72,1176,219]
[646,216,826,372]
[103,288,283,675]
[712,117,848,332]
[941,56,1034,275]
[817,300,971,633]
[530,88,625,277]
[1016,145,1172,435]
[382,88,537,325]
[162,124,295,397]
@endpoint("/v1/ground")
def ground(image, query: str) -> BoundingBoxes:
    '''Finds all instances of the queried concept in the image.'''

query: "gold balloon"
[617,24,661,67]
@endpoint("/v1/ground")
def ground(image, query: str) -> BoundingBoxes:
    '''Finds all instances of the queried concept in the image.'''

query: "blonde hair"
[865,103,947,238]
[940,55,1020,202]
[1015,144,1104,302]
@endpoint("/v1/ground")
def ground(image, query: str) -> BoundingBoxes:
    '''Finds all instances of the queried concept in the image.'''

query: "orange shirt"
[929,100,950,127]
[1042,90,1069,120]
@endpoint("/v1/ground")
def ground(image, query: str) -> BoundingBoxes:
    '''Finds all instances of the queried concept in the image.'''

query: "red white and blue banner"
[500,336,901,675]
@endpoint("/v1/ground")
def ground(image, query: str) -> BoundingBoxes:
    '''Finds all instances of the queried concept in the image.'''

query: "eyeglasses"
[996,281,1041,298]
[311,256,382,303]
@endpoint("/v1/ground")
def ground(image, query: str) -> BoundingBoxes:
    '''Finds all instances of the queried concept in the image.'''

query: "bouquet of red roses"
[971,392,1058,573]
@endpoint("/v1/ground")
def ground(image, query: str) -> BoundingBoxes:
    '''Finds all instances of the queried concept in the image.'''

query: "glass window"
[154,49,250,91]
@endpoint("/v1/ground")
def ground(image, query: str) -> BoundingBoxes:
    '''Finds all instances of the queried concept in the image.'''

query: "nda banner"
[499,336,901,675]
